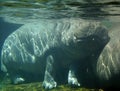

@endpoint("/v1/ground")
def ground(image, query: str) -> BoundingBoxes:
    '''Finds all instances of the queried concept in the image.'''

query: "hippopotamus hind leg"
[42,55,57,89]
[12,75,25,84]
[8,71,25,84]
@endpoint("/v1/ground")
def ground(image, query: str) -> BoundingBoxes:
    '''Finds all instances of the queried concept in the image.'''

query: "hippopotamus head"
[73,22,109,45]
[61,21,110,59]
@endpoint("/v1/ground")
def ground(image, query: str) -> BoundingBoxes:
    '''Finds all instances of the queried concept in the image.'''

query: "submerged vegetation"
[0,74,104,91]
[0,82,104,91]
[0,76,104,91]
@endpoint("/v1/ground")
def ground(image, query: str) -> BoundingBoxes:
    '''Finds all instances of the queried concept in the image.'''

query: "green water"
[0,0,120,91]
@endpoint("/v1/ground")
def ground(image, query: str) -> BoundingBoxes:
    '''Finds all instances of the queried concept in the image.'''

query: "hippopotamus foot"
[42,55,57,89]
[11,75,25,84]
[42,79,57,89]
[68,67,80,86]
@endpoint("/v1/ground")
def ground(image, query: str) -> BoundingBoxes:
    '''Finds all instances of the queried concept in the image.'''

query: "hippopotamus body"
[1,18,109,89]
[96,24,120,88]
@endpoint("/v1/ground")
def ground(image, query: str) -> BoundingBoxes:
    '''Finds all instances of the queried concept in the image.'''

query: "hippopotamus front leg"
[42,55,57,89]
[68,66,80,86]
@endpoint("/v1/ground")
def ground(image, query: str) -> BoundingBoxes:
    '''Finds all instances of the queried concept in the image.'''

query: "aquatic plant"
[0,82,104,91]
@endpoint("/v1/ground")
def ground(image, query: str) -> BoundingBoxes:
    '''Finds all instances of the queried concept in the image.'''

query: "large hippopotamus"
[96,24,120,88]
[1,18,109,89]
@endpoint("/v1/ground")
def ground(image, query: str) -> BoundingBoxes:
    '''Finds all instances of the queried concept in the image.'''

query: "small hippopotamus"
[1,18,109,89]
[96,24,120,88]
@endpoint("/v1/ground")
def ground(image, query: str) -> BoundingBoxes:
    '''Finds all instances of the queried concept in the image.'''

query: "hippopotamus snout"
[73,22,110,46]
[94,26,110,45]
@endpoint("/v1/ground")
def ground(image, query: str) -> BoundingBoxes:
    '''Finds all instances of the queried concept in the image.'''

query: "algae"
[0,82,104,91]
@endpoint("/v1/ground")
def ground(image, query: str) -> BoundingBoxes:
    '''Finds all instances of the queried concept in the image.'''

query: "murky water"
[0,0,120,91]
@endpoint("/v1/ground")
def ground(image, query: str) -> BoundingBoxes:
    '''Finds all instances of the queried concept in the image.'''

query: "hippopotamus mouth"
[74,33,110,47]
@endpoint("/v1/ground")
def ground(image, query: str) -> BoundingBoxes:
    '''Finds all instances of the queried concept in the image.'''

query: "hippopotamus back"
[1,18,109,89]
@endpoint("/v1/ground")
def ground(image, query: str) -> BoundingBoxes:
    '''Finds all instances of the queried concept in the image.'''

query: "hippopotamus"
[96,24,120,88]
[1,18,109,89]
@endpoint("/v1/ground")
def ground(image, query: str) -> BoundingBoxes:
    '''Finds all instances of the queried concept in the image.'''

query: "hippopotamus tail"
[1,48,7,72]
[1,63,7,72]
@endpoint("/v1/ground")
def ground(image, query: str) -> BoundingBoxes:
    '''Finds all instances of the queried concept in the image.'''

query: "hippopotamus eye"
[73,35,82,43]
[73,36,77,40]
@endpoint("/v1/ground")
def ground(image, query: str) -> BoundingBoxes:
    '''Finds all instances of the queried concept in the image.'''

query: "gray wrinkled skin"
[1,18,109,89]
[96,24,120,88]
